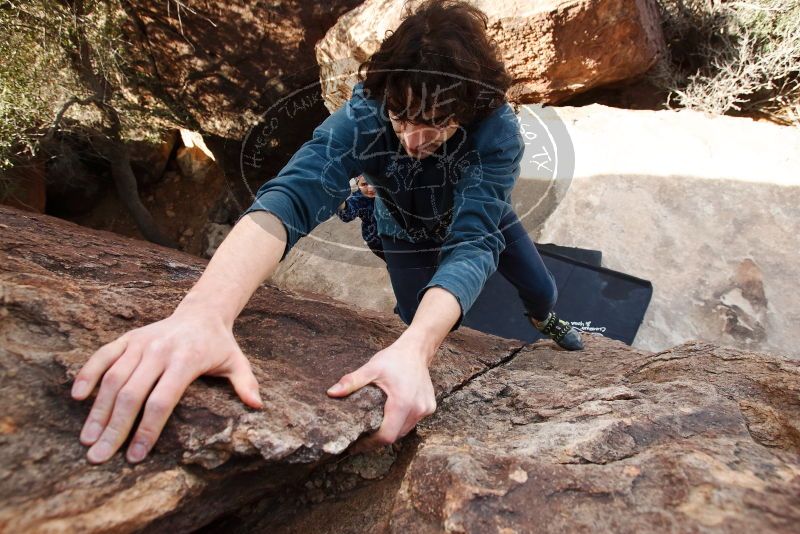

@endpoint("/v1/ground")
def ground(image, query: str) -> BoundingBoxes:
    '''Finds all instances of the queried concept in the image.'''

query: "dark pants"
[381,209,558,328]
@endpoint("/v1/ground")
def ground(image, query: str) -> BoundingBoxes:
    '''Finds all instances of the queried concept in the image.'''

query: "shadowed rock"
[117,0,365,140]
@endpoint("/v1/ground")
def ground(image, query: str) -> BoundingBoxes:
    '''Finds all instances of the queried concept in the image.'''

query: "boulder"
[176,145,219,186]
[389,339,800,532]
[199,339,800,533]
[0,205,520,532]
[2,204,799,533]
[315,0,666,112]
[534,104,800,356]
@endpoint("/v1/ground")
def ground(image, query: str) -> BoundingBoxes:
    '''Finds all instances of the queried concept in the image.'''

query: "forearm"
[395,286,461,365]
[175,211,287,327]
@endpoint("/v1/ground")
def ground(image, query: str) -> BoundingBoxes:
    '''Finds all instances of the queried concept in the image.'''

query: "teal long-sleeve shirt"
[237,81,525,329]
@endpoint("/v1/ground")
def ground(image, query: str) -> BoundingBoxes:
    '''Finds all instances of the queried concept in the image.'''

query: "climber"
[70,0,584,466]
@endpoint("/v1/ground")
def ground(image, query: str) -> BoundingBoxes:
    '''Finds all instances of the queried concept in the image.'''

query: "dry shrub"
[650,0,800,124]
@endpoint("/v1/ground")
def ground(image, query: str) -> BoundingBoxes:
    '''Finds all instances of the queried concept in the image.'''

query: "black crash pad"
[461,244,652,346]
[535,243,602,267]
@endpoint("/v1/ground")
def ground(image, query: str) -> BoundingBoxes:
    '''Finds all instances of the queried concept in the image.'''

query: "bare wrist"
[395,327,439,365]
[174,288,239,328]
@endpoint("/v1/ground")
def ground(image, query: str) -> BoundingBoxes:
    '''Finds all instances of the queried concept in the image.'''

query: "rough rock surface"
[316,0,666,112]
[210,337,800,534]
[0,205,521,533]
[63,2,369,250]
[2,204,800,533]
[392,338,800,532]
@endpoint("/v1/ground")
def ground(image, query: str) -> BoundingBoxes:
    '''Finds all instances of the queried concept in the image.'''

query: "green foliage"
[0,0,170,173]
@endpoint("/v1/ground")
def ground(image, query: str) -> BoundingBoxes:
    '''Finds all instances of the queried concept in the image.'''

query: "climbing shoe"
[525,311,584,351]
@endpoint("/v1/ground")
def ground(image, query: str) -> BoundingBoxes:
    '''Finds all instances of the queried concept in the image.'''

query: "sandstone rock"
[176,128,221,185]
[389,338,800,533]
[0,205,521,532]
[316,0,666,112]
[179,129,216,161]
[176,145,218,185]
[533,104,800,356]
[204,336,800,533]
[3,203,799,532]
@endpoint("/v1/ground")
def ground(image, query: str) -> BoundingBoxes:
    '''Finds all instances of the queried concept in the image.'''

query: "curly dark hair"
[357,0,513,128]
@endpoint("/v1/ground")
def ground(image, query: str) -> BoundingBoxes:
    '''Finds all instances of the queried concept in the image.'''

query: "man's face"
[388,87,460,160]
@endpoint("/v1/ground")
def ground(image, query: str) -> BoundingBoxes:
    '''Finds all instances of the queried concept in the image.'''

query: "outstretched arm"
[72,86,375,464]
[419,117,524,328]
[71,210,288,464]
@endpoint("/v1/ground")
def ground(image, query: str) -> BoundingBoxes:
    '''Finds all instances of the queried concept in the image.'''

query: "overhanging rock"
[1,204,799,533]
[0,205,521,533]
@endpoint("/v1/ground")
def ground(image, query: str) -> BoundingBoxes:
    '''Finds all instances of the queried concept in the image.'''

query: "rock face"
[389,339,800,532]
[269,103,800,359]
[2,205,799,533]
[200,336,800,534]
[315,0,666,112]
[60,2,369,250]
[0,205,520,532]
